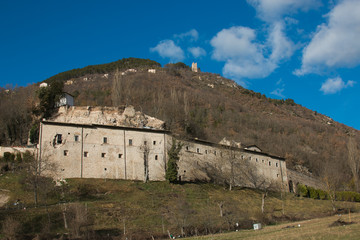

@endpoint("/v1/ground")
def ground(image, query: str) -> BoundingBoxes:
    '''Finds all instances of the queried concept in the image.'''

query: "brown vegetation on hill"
[0,60,359,189]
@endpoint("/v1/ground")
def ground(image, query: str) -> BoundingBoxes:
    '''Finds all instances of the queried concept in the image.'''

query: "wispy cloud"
[150,40,184,62]
[247,0,321,23]
[296,0,360,75]
[271,79,286,98]
[320,77,355,94]
[174,29,199,42]
[188,47,206,58]
[271,88,285,98]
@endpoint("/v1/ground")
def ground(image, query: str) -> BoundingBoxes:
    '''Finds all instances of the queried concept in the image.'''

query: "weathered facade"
[38,106,289,191]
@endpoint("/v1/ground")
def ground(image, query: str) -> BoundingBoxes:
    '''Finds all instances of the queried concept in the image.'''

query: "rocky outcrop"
[49,106,165,130]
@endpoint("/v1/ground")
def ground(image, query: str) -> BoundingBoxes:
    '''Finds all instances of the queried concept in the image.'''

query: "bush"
[308,186,319,199]
[297,184,308,197]
[3,152,15,162]
[318,189,328,200]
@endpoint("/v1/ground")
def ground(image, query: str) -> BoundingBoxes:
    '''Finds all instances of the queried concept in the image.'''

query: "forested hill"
[0,58,359,187]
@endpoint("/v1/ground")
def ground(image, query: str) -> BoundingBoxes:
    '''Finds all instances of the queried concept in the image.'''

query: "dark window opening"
[269,161,271,166]
[155,155,158,160]
[56,134,62,144]
[84,152,88,157]
[118,154,123,158]
[205,150,208,154]
[101,153,106,158]
[197,148,200,153]
[103,137,107,144]
[153,141,156,145]
[63,150,68,156]
[276,163,279,167]
[104,168,107,171]
[144,141,147,145]
[129,139,133,146]
[186,146,189,151]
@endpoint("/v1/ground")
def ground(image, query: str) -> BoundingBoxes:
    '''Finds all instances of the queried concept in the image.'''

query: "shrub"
[297,184,308,197]
[3,152,15,162]
[308,187,319,199]
[318,189,328,200]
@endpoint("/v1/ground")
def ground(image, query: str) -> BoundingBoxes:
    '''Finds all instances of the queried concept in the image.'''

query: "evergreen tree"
[37,80,64,118]
[166,139,182,183]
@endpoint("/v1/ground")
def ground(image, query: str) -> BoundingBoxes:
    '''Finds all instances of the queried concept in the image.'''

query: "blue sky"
[1,0,360,130]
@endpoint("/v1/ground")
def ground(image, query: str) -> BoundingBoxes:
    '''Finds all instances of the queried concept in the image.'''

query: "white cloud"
[150,40,184,62]
[320,77,355,94]
[210,26,277,81]
[297,0,360,75]
[174,29,199,42]
[271,78,286,98]
[247,0,321,22]
[271,88,285,98]
[268,21,295,62]
[188,47,206,58]
[210,25,294,82]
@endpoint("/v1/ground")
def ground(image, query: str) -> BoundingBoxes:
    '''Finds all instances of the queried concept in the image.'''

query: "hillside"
[1,173,359,239]
[0,58,359,186]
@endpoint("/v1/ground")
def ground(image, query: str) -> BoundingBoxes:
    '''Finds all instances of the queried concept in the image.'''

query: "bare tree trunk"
[62,204,68,229]
[218,201,224,217]
[348,135,360,192]
[261,193,267,214]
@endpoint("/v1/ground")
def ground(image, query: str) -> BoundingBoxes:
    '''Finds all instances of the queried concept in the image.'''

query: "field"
[1,173,360,239]
[186,212,360,240]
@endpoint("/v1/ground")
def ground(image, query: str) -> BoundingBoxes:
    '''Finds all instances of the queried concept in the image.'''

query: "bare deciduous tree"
[140,139,152,183]
[347,134,360,191]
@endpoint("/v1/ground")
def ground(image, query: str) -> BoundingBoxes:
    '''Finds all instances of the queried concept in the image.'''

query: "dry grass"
[186,212,360,240]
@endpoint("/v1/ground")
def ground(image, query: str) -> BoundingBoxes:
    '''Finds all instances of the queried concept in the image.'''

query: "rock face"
[49,106,165,130]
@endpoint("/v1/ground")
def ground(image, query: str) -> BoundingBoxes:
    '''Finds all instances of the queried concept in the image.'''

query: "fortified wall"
[36,106,291,191]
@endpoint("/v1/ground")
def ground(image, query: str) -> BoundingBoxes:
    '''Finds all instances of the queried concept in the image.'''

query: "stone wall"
[0,146,37,157]
[287,169,325,192]
[39,121,168,181]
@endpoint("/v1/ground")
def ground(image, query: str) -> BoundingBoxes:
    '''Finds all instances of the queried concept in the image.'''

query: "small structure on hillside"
[39,83,48,88]
[191,62,199,72]
[55,93,74,107]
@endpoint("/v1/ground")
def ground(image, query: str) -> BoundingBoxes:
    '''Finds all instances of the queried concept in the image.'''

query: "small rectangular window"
[276,162,279,167]
[155,155,158,160]
[214,150,217,155]
[101,153,106,158]
[144,141,147,145]
[262,159,264,163]
[56,134,62,144]
[84,152,88,157]
[118,154,123,158]
[153,141,156,145]
[64,150,68,156]
[205,150,208,154]
[129,139,133,146]
[186,146,189,151]
[269,161,271,166]
[103,137,107,144]
[197,148,200,153]
[74,135,79,142]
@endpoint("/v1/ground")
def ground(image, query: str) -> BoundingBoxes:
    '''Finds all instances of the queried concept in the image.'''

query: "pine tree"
[166,139,182,183]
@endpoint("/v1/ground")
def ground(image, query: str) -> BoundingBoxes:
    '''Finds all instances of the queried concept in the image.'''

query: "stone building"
[38,106,289,191]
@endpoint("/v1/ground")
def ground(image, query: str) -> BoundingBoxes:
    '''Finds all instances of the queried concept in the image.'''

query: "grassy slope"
[186,212,360,240]
[1,173,360,239]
